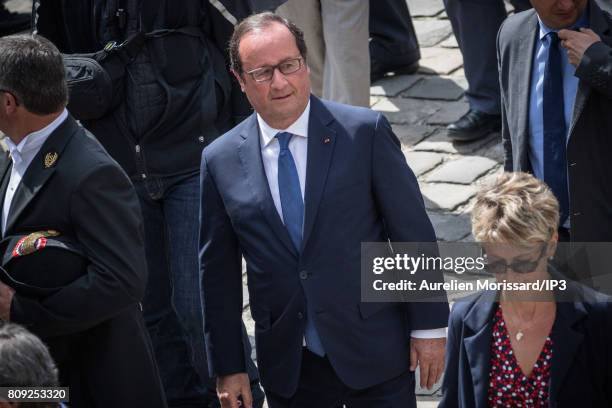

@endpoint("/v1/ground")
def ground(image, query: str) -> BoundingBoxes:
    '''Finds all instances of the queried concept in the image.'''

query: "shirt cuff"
[411,328,447,339]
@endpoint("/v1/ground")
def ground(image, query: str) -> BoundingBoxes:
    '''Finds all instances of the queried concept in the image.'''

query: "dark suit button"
[573,212,581,216]
[569,162,577,167]
[297,312,304,320]
[299,270,308,280]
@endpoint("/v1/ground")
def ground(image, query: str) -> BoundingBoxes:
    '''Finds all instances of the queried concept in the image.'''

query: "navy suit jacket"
[439,279,612,408]
[199,96,449,397]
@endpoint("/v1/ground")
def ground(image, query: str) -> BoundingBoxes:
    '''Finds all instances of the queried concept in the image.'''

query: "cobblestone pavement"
[5,0,497,405]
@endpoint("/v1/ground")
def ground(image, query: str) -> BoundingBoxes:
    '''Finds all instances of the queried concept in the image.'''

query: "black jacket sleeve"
[10,163,147,338]
[576,41,612,98]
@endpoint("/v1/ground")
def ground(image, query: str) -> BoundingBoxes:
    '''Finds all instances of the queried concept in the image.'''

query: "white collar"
[257,101,310,148]
[5,109,68,165]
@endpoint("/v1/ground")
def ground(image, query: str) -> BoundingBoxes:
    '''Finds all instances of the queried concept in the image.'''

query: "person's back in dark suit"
[0,35,166,407]
[199,12,450,408]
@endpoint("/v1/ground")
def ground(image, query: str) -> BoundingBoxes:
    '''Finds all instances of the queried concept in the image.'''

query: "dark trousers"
[443,0,531,114]
[369,0,420,67]
[135,173,262,407]
[266,349,416,408]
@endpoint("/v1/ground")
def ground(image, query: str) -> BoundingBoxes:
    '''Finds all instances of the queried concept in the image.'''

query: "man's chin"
[548,14,580,29]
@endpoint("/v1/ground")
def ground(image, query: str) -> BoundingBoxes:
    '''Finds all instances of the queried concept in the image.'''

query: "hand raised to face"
[558,28,602,66]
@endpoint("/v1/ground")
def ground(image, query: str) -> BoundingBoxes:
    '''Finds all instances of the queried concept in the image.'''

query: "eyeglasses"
[0,89,19,106]
[484,243,548,274]
[245,57,304,82]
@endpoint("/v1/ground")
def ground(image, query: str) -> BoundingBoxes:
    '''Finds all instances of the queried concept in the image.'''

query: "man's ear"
[231,69,246,93]
[1,92,19,115]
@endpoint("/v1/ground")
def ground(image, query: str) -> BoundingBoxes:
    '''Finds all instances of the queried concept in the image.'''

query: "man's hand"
[410,337,446,390]
[558,28,602,66]
[0,281,14,321]
[217,373,252,408]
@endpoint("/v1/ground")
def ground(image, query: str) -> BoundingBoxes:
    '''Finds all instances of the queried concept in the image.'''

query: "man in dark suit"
[498,0,612,242]
[0,34,166,407]
[199,12,450,408]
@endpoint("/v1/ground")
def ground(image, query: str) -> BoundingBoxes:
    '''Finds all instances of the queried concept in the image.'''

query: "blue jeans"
[135,174,261,408]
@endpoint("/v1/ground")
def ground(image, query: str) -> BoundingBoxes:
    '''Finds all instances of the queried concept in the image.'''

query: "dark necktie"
[543,32,569,225]
[276,132,325,356]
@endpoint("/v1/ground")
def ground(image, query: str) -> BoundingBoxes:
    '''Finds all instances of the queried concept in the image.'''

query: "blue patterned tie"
[543,32,569,225]
[276,132,303,251]
[276,132,325,356]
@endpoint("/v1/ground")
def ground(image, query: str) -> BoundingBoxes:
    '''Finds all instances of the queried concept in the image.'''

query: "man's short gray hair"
[0,34,68,115]
[0,322,58,393]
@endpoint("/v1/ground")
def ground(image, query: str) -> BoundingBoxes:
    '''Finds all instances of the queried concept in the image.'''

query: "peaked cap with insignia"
[0,231,88,297]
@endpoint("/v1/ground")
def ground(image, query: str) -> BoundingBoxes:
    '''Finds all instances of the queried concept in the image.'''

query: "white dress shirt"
[2,109,68,235]
[256,103,446,339]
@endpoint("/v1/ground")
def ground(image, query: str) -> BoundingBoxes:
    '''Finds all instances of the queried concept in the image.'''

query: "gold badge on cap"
[44,151,59,168]
[12,230,60,258]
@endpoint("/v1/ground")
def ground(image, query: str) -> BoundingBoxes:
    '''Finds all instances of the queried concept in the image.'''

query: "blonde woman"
[440,172,612,408]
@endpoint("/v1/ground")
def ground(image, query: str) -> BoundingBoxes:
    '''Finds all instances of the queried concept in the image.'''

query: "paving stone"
[472,165,505,190]
[371,74,422,97]
[440,34,459,48]
[370,96,381,107]
[426,99,469,125]
[242,307,258,360]
[418,47,463,75]
[413,128,496,155]
[393,124,437,147]
[243,284,250,309]
[428,212,472,241]
[405,151,444,176]
[450,67,465,78]
[425,156,498,184]
[5,0,31,13]
[416,400,443,407]
[402,76,466,100]
[420,183,478,211]
[408,0,445,17]
[414,20,453,47]
[472,135,505,163]
[373,97,440,125]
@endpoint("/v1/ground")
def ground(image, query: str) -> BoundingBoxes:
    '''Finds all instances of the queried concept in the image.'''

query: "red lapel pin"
[323,137,331,144]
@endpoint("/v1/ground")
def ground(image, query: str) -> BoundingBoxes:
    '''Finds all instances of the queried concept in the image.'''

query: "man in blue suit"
[199,12,450,408]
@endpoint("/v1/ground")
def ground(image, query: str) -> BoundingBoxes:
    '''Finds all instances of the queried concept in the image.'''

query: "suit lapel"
[301,96,336,251]
[4,116,79,235]
[569,1,612,138]
[548,300,586,402]
[0,152,12,222]
[237,114,298,257]
[0,152,11,196]
[515,13,539,169]
[463,291,497,408]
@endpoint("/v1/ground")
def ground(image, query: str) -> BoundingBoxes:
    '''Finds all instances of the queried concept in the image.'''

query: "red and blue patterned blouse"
[488,305,553,407]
